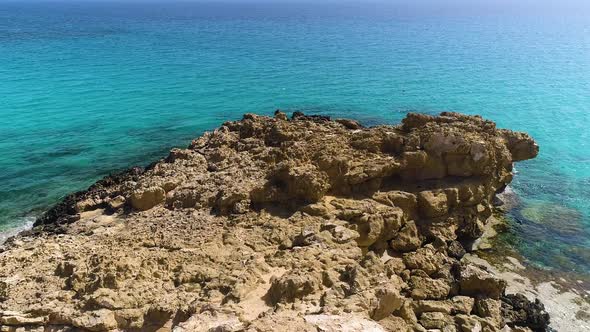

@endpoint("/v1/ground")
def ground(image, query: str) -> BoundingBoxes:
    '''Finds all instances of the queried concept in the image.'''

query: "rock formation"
[0,111,548,331]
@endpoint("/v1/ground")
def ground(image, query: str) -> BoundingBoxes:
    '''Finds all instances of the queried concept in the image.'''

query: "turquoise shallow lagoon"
[1,2,589,273]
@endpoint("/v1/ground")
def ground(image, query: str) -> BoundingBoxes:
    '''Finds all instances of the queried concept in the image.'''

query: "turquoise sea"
[1,2,589,274]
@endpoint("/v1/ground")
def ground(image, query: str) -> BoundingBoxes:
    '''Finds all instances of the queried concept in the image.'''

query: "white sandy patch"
[464,254,590,332]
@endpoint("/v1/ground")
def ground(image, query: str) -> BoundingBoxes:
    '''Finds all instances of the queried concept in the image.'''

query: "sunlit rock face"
[0,111,546,332]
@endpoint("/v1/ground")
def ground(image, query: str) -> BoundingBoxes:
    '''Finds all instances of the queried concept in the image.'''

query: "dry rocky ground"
[0,111,547,331]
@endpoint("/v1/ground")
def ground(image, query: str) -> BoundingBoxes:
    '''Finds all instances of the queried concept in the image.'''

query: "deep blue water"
[1,1,589,273]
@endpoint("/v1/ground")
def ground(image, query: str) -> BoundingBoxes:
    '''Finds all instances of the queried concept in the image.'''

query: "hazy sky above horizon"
[2,0,590,16]
[4,0,590,4]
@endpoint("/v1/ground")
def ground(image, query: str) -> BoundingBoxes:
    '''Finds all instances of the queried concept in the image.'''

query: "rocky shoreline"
[0,111,549,331]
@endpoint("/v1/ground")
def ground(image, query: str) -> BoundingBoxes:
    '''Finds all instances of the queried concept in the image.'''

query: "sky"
[5,0,590,4]
[2,0,590,15]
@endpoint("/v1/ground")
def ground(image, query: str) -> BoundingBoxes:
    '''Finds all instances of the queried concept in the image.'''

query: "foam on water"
[0,217,35,245]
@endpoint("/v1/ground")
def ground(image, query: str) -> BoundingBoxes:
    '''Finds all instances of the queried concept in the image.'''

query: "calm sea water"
[1,2,589,273]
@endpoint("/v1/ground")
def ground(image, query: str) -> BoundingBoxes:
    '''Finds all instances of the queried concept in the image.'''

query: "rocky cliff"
[0,111,546,332]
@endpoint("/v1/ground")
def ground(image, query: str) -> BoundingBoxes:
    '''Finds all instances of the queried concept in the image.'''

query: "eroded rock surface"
[0,112,546,331]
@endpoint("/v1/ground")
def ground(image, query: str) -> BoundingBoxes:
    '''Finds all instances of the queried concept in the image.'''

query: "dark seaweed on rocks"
[291,110,331,122]
[33,166,144,229]
[501,293,551,331]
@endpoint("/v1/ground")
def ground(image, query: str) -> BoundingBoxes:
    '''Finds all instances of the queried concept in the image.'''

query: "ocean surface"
[1,1,589,274]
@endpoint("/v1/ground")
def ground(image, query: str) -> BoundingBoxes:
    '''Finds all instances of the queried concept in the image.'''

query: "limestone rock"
[71,310,118,332]
[447,241,466,259]
[455,314,483,332]
[304,314,387,332]
[371,284,405,320]
[500,130,539,162]
[335,119,363,130]
[396,301,418,325]
[418,191,449,218]
[403,246,445,276]
[419,311,453,329]
[173,312,244,332]
[451,296,475,315]
[390,220,422,252]
[0,112,541,331]
[378,315,412,332]
[0,312,46,326]
[384,256,406,276]
[274,110,289,121]
[373,191,417,220]
[267,270,320,303]
[246,313,316,332]
[475,298,503,329]
[413,300,453,315]
[459,265,506,299]
[129,186,165,211]
[106,195,126,211]
[410,276,451,300]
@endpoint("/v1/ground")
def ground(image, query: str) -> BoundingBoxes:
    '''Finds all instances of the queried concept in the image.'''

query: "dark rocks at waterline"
[33,166,144,228]
[291,110,331,122]
[447,240,467,259]
[501,293,551,332]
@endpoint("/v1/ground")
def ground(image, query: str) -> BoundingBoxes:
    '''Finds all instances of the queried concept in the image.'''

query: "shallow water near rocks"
[1,2,590,274]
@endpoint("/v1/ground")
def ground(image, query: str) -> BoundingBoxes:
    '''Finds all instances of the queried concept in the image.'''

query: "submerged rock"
[520,201,585,238]
[0,111,545,331]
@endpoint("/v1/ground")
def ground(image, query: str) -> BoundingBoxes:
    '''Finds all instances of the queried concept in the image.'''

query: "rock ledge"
[0,112,547,332]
